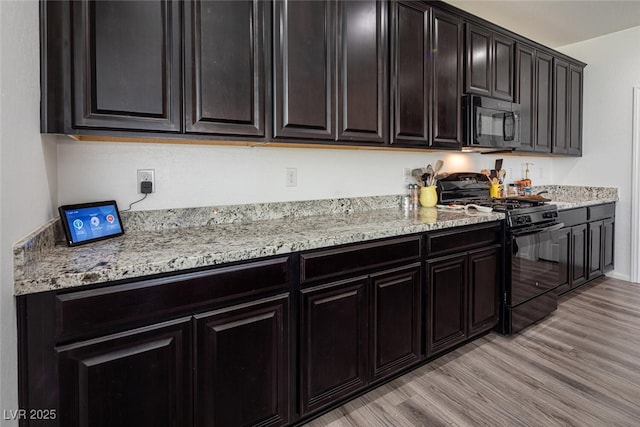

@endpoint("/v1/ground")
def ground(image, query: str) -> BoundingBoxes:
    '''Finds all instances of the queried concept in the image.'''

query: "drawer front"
[558,207,587,227]
[300,236,421,283]
[426,223,501,258]
[587,203,615,221]
[55,257,289,341]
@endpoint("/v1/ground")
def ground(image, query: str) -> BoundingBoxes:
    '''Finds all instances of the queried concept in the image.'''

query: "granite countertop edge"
[14,187,619,296]
[14,208,504,296]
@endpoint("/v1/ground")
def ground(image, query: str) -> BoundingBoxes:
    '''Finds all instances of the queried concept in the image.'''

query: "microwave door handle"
[476,111,482,138]
[503,112,515,141]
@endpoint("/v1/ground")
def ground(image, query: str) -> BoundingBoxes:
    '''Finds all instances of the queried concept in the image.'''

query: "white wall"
[0,1,59,423]
[57,140,555,210]
[556,25,640,282]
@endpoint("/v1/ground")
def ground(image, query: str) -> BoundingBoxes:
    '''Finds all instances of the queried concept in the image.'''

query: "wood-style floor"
[304,277,640,427]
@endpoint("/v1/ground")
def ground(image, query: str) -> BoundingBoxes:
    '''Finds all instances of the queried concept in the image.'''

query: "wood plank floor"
[304,277,640,427]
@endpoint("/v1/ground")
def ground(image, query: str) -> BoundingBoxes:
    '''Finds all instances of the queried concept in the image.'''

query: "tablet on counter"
[58,200,124,246]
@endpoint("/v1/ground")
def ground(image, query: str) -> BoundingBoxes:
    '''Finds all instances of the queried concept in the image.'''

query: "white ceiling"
[445,0,640,48]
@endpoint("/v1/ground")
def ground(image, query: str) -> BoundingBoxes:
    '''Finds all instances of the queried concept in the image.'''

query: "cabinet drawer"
[558,207,587,227]
[55,257,289,341]
[426,223,501,257]
[300,236,421,283]
[587,203,615,221]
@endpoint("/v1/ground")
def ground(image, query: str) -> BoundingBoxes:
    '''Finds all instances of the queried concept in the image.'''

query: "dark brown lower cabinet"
[57,319,192,427]
[587,216,615,279]
[571,223,589,288]
[299,277,369,415]
[426,254,467,356]
[195,294,290,427]
[468,246,501,336]
[20,226,507,427]
[553,220,588,293]
[556,203,615,295]
[299,263,422,416]
[427,246,500,357]
[370,265,422,381]
[603,218,615,272]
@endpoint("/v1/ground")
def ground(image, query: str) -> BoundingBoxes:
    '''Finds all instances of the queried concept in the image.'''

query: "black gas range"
[437,173,563,335]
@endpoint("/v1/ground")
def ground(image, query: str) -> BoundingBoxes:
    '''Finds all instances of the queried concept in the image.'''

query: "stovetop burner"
[437,173,558,230]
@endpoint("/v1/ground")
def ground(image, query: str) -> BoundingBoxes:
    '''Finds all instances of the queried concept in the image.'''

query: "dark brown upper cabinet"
[553,58,570,154]
[337,0,388,143]
[184,0,267,136]
[552,57,583,156]
[390,1,430,145]
[431,9,464,148]
[70,0,182,132]
[465,23,514,101]
[274,0,388,144]
[40,0,585,156]
[390,2,462,148]
[535,51,554,153]
[515,44,555,153]
[515,44,536,151]
[568,64,583,156]
[273,0,335,140]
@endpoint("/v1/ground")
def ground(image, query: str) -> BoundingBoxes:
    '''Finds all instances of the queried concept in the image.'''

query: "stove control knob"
[526,216,532,223]
[543,211,557,219]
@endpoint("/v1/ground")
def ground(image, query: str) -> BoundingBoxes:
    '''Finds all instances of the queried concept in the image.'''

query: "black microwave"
[463,95,520,149]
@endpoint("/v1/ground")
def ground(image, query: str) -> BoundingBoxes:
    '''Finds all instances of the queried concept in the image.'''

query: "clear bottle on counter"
[408,184,419,208]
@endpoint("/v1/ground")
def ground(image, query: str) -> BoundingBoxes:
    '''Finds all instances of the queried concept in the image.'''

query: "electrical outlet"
[286,168,297,187]
[137,169,155,193]
[403,168,411,183]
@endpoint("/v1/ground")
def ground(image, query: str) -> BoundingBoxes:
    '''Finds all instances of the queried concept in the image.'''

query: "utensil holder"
[490,184,501,198]
[419,186,438,207]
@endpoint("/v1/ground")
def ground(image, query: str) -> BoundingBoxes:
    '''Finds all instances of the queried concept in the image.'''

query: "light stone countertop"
[13,200,503,296]
[13,186,619,296]
[532,185,619,210]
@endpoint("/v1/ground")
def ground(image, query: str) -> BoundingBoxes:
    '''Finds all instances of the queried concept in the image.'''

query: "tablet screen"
[59,201,124,246]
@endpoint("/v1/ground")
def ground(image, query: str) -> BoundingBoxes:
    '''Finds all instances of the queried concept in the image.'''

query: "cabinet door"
[390,1,430,145]
[603,218,615,272]
[492,34,515,101]
[465,24,492,96]
[468,246,500,337]
[516,44,536,151]
[552,227,571,294]
[184,0,266,136]
[431,8,463,148]
[535,52,553,153]
[553,58,570,154]
[568,64,584,156]
[195,294,289,427]
[300,277,368,415]
[71,0,181,131]
[370,264,421,381]
[274,0,335,140]
[337,0,388,143]
[57,319,192,427]
[426,254,467,357]
[588,221,604,281]
[571,224,588,288]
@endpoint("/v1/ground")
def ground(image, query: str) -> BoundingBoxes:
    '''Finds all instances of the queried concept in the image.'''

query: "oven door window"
[511,229,562,306]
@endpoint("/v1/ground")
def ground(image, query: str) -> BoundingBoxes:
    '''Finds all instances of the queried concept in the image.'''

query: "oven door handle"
[511,222,565,236]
